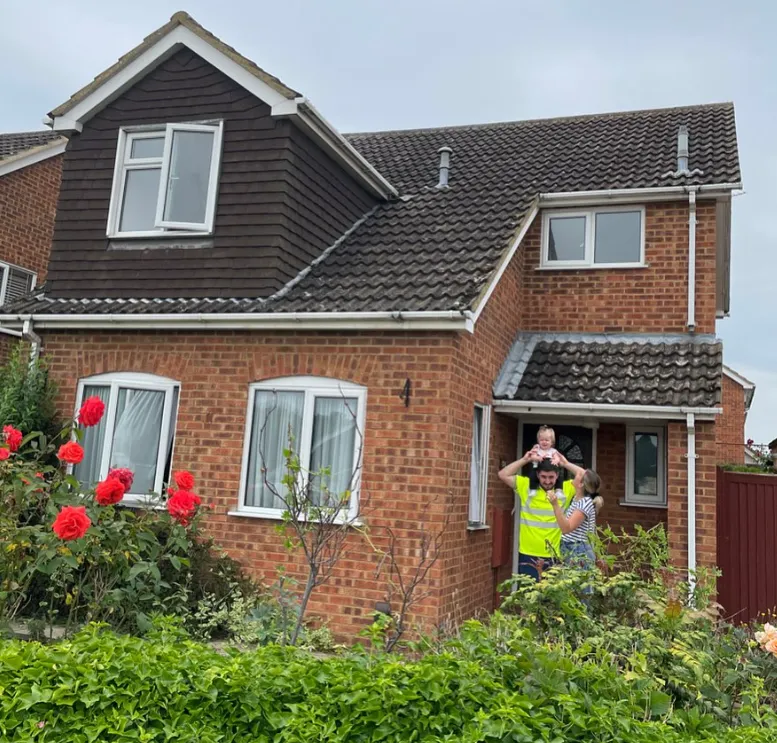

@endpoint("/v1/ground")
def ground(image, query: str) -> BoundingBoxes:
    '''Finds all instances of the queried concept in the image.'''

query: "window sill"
[227,509,363,527]
[618,499,668,510]
[536,263,648,272]
[120,498,165,511]
[467,523,490,532]
[107,230,213,240]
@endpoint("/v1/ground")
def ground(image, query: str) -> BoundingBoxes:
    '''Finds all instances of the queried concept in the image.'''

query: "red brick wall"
[667,420,717,575]
[595,423,668,534]
[517,201,718,334]
[0,155,62,282]
[441,232,525,624]
[716,374,746,464]
[41,330,459,639]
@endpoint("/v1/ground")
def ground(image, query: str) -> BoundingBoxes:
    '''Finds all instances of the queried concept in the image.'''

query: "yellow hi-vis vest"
[515,476,577,558]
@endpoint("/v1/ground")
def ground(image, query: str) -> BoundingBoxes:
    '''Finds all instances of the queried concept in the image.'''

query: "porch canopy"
[492,331,722,417]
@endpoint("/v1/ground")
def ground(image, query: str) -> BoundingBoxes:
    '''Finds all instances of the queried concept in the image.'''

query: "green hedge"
[1,622,776,743]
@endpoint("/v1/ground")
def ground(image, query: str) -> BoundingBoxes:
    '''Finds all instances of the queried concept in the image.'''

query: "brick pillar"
[667,420,718,579]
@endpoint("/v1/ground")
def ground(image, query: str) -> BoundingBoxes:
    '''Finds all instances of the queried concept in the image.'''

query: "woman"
[547,468,603,569]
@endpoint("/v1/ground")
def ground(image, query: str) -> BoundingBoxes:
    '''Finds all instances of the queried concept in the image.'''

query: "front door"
[520,424,593,484]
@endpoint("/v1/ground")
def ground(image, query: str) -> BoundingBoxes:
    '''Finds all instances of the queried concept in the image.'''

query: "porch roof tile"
[494,332,722,408]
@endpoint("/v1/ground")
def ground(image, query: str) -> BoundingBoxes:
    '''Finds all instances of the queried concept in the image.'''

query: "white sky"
[1,0,774,444]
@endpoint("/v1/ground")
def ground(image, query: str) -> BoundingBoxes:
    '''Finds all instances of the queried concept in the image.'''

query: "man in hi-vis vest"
[498,450,584,581]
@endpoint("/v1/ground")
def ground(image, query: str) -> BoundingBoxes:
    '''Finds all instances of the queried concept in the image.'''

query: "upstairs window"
[541,206,645,268]
[107,122,224,238]
[0,262,36,305]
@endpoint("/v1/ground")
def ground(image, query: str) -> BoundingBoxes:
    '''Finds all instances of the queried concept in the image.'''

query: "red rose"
[0,448,9,461]
[167,490,202,526]
[3,426,23,453]
[95,477,126,505]
[78,396,105,427]
[107,467,134,491]
[57,442,85,464]
[173,470,195,490]
[52,506,91,540]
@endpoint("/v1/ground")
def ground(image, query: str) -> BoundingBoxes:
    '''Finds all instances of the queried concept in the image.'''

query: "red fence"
[717,469,777,623]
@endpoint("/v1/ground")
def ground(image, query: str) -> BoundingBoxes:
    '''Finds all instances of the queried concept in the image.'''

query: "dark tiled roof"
[493,332,722,408]
[1,103,740,316]
[0,131,63,161]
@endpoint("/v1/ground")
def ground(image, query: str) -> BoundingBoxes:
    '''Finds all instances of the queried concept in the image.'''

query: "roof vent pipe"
[437,146,452,188]
[677,125,689,174]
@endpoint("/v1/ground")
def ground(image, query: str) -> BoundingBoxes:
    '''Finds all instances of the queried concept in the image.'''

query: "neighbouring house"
[0,12,747,637]
[717,365,755,464]
[0,131,65,360]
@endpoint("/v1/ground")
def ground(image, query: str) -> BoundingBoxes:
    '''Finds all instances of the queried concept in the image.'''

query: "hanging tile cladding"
[45,48,377,300]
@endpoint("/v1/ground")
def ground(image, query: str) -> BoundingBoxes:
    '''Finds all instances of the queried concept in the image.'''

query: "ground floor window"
[239,376,366,519]
[73,372,180,502]
[624,425,666,506]
[469,404,491,527]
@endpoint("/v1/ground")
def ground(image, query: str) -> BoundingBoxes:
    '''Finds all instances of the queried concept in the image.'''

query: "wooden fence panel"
[717,469,777,623]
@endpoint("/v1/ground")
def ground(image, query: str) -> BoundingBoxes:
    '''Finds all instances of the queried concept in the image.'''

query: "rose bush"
[0,410,221,636]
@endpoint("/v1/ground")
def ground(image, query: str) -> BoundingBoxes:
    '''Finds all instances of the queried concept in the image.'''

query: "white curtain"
[109,388,165,495]
[74,385,111,488]
[246,391,304,509]
[309,397,358,507]
[469,408,483,522]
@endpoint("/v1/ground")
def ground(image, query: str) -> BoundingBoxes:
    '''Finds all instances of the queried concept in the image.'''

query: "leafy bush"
[0,346,58,443]
[0,620,774,742]
[497,527,777,732]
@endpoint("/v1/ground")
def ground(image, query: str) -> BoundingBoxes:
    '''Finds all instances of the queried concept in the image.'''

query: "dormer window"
[541,206,645,269]
[107,122,224,238]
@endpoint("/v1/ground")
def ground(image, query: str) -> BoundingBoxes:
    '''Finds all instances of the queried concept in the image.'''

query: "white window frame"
[236,376,367,522]
[624,424,667,507]
[106,121,224,239]
[541,205,646,269]
[0,261,37,304]
[72,372,180,505]
[468,403,491,528]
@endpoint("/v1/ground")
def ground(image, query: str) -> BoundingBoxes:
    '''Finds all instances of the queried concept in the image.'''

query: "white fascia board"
[0,310,474,333]
[271,98,397,199]
[492,399,720,421]
[50,26,289,131]
[722,365,755,390]
[0,139,66,177]
[471,202,539,323]
[538,183,743,207]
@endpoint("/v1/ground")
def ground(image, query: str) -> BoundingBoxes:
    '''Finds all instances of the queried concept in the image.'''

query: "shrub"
[497,529,777,730]
[0,346,58,444]
[0,621,774,742]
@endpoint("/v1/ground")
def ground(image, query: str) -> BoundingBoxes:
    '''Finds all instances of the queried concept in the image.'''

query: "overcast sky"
[1,0,774,444]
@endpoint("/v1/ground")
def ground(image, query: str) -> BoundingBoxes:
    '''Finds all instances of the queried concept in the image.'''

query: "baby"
[531,425,559,468]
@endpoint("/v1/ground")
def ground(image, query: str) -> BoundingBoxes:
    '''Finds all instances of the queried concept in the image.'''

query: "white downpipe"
[687,188,698,330]
[0,327,23,338]
[686,412,697,591]
[22,319,41,363]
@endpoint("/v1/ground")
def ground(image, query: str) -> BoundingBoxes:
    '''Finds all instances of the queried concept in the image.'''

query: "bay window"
[73,373,180,503]
[238,377,366,520]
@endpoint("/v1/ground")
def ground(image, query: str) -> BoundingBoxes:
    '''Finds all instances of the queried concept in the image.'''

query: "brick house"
[717,366,755,464]
[0,13,748,636]
[0,131,64,359]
